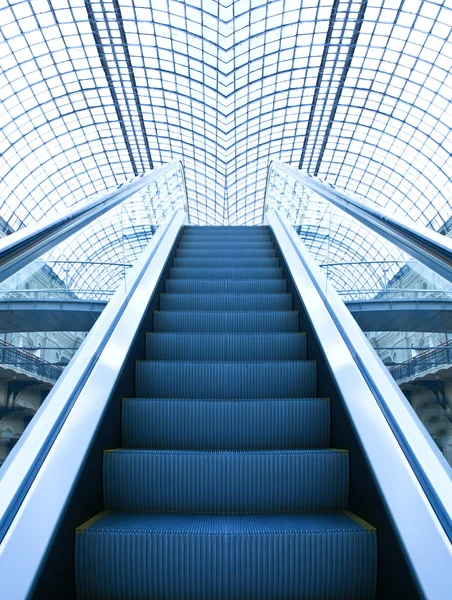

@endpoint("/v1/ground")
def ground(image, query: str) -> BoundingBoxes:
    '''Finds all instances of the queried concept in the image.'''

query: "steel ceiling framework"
[1,0,452,266]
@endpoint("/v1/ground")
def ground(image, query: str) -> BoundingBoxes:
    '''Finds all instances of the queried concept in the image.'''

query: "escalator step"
[180,237,272,244]
[178,241,274,250]
[136,361,316,399]
[75,511,377,600]
[146,332,306,360]
[181,237,272,244]
[165,278,287,293]
[186,226,268,230]
[176,248,277,258]
[160,293,292,311]
[183,226,269,232]
[103,449,348,512]
[182,231,271,237]
[122,397,330,449]
[153,311,299,332]
[170,267,283,279]
[75,224,378,599]
[172,257,279,267]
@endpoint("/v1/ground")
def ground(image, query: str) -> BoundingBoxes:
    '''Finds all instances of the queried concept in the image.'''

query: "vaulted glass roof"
[1,0,452,241]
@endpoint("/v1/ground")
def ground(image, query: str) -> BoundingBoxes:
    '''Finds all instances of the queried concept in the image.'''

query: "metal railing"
[390,341,452,383]
[0,259,131,302]
[0,341,63,383]
[266,207,452,598]
[319,259,452,302]
[0,161,187,286]
[339,289,450,301]
[0,209,188,599]
[0,160,189,599]
[5,257,451,304]
[264,160,452,284]
[4,254,452,307]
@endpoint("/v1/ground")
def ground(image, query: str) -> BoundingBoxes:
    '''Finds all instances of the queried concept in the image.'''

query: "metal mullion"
[165,12,183,169]
[83,0,138,175]
[111,0,154,169]
[298,0,341,171]
[97,0,144,171]
[313,0,368,176]
[278,1,302,167]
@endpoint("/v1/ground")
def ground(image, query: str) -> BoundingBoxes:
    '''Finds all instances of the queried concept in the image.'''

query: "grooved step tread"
[165,279,287,293]
[153,311,299,332]
[181,233,272,238]
[184,226,268,230]
[103,449,348,512]
[178,238,272,242]
[170,267,283,279]
[136,360,316,399]
[75,224,377,600]
[122,397,330,449]
[181,238,272,243]
[146,332,306,360]
[75,512,377,600]
[173,257,279,267]
[160,293,292,311]
[176,249,277,257]
[178,241,274,247]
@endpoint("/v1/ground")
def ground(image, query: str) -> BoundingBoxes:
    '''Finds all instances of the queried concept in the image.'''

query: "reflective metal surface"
[265,160,452,284]
[266,208,452,598]
[0,160,187,470]
[0,209,187,599]
[0,160,186,285]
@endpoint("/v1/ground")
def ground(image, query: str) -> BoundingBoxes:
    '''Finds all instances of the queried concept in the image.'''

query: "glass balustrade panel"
[0,162,186,469]
[266,162,452,469]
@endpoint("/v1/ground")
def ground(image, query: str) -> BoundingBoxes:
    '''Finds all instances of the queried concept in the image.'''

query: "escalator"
[1,213,450,599]
[75,225,377,598]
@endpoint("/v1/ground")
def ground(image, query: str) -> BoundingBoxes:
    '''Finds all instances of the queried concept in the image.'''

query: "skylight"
[1,0,451,247]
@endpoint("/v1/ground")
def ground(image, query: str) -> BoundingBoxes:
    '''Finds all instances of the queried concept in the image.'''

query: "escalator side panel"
[30,228,185,600]
[269,228,422,600]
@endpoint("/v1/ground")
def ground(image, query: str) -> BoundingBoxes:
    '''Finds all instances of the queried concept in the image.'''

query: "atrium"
[0,1,452,599]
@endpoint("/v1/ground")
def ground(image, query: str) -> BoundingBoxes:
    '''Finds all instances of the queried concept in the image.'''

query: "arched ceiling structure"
[1,0,452,267]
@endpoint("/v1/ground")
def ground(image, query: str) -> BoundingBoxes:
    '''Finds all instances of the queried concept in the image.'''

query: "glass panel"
[0,163,185,468]
[323,261,450,302]
[1,1,451,228]
[0,163,185,302]
[266,161,452,470]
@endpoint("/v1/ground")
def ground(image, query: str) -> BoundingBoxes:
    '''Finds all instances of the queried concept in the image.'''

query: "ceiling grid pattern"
[0,0,451,244]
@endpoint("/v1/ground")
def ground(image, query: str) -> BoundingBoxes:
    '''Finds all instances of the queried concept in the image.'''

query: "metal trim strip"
[267,208,452,599]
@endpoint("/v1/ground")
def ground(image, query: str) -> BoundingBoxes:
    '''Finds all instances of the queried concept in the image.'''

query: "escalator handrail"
[0,210,186,555]
[270,207,452,536]
[264,160,452,284]
[267,208,452,597]
[0,160,188,286]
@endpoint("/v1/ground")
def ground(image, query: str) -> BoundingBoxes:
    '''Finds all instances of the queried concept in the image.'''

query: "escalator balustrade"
[75,226,377,599]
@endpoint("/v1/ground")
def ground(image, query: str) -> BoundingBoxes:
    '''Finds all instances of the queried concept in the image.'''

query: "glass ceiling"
[1,0,452,248]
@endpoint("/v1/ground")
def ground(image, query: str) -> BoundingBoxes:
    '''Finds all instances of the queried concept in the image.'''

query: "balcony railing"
[390,341,452,383]
[318,260,452,303]
[0,341,64,383]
